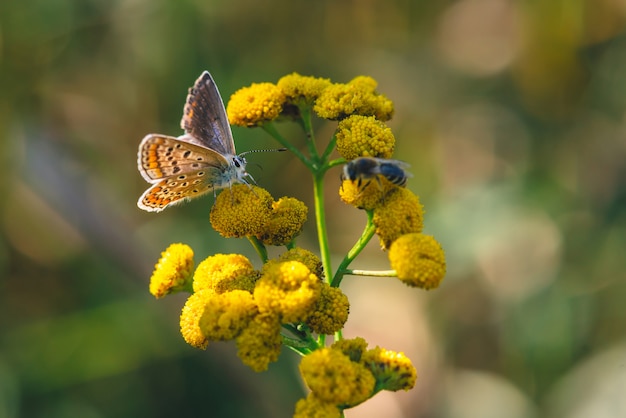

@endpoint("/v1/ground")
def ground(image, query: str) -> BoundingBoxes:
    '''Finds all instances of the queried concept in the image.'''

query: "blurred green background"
[1,0,626,417]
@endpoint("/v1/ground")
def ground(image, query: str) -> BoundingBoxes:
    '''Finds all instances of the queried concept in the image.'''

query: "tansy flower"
[278,247,324,280]
[306,283,350,335]
[313,76,394,121]
[193,253,257,293]
[299,348,376,407]
[361,346,417,392]
[331,337,369,363]
[254,261,321,323]
[199,290,258,341]
[335,115,395,160]
[235,312,283,372]
[293,393,341,418]
[179,289,216,350]
[339,172,399,211]
[388,233,446,290]
[227,82,285,126]
[373,188,424,250]
[149,243,194,298]
[258,197,308,246]
[277,73,331,104]
[210,185,273,238]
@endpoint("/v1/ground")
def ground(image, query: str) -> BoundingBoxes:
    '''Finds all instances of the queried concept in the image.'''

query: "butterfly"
[137,71,251,212]
[341,157,412,188]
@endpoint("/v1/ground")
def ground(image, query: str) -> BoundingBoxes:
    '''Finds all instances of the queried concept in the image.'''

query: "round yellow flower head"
[361,347,417,392]
[193,253,257,293]
[278,247,324,279]
[227,82,285,126]
[331,337,369,363]
[235,312,283,372]
[149,243,194,298]
[293,393,341,418]
[254,261,322,323]
[335,115,395,160]
[277,73,331,104]
[199,290,258,341]
[388,233,446,290]
[313,76,394,121]
[299,348,376,407]
[306,283,350,335]
[339,173,399,211]
[257,197,308,246]
[348,76,394,121]
[373,188,424,250]
[210,185,273,238]
[179,289,216,350]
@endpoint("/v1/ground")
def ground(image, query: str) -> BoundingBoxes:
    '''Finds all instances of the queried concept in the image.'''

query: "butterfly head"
[231,154,252,184]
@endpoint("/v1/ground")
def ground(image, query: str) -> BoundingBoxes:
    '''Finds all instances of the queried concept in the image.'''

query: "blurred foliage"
[1,0,626,417]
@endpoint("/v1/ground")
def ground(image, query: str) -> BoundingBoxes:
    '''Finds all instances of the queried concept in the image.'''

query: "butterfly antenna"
[239,147,288,157]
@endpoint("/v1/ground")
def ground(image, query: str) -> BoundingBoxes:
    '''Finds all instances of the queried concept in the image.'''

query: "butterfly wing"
[137,134,234,212]
[137,134,230,181]
[180,71,236,156]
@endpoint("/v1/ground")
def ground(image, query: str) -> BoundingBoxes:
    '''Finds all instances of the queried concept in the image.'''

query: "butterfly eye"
[233,159,241,168]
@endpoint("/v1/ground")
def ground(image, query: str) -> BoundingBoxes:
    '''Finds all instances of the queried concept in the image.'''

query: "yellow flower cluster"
[210,185,307,247]
[361,346,417,391]
[259,197,309,246]
[199,290,258,341]
[278,73,331,105]
[313,76,394,121]
[180,289,214,349]
[167,245,346,372]
[278,247,325,279]
[293,394,341,418]
[235,313,283,372]
[227,82,285,126]
[335,115,395,160]
[146,72,447,416]
[192,253,257,293]
[339,172,399,211]
[300,348,375,407]
[389,233,446,290]
[373,187,424,250]
[254,261,321,323]
[294,337,417,415]
[306,283,350,335]
[226,73,392,128]
[149,243,194,298]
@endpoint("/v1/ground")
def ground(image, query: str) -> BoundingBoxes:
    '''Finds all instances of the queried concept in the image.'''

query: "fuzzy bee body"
[342,157,411,188]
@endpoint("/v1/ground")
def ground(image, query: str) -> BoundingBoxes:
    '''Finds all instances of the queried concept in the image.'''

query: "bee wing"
[378,158,412,177]
[180,71,236,156]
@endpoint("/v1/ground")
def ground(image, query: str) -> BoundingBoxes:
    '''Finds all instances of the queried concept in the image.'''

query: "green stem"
[246,236,268,264]
[262,122,311,168]
[321,133,338,162]
[313,170,333,284]
[331,210,376,287]
[326,157,347,170]
[299,105,320,163]
[343,269,396,277]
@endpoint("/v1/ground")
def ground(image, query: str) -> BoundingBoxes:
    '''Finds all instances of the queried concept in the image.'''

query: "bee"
[341,157,411,189]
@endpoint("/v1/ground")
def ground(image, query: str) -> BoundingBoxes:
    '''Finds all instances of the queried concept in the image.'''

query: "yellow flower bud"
[149,243,194,298]
[227,82,285,126]
[388,233,446,289]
